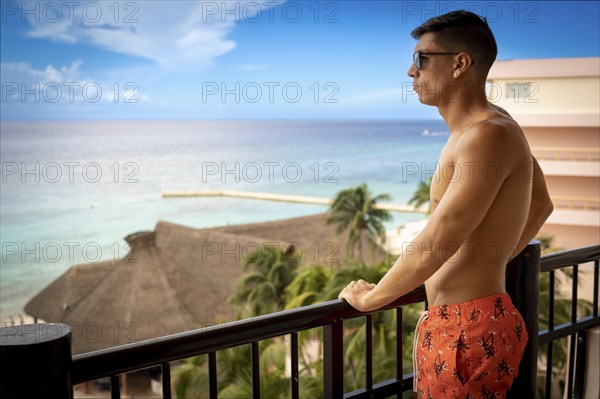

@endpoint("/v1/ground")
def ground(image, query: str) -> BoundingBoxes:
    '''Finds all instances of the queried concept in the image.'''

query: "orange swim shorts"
[413,293,528,399]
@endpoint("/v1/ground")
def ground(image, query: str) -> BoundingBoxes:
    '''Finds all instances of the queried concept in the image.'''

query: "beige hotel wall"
[524,126,600,148]
[488,77,600,115]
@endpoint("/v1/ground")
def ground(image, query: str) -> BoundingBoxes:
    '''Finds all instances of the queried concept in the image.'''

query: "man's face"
[408,33,455,106]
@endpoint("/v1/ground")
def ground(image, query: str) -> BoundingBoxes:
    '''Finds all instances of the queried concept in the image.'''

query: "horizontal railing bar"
[538,316,600,344]
[540,245,599,272]
[344,375,414,399]
[343,388,371,399]
[72,286,426,384]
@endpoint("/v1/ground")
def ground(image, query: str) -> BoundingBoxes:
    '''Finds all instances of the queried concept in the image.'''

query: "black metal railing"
[6,242,597,398]
[71,284,427,398]
[537,245,600,399]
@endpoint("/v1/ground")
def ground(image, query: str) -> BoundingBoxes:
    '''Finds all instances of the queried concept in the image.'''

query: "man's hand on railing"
[338,279,377,312]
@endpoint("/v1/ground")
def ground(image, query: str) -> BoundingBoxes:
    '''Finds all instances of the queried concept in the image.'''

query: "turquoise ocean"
[0,119,448,318]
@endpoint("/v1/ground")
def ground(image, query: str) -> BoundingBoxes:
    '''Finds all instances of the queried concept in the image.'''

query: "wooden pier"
[162,189,427,214]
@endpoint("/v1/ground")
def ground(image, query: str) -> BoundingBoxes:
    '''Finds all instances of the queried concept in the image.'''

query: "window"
[505,82,536,100]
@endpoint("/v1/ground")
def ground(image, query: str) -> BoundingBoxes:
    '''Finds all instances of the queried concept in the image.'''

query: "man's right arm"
[511,156,554,259]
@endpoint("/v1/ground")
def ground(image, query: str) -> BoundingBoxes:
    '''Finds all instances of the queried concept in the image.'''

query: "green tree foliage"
[408,176,432,214]
[326,183,392,261]
[174,246,425,397]
[231,244,299,316]
[283,256,424,392]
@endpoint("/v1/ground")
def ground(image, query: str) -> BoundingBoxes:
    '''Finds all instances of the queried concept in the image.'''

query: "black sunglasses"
[412,51,460,70]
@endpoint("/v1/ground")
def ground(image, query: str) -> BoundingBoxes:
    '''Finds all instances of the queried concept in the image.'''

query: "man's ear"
[454,53,473,77]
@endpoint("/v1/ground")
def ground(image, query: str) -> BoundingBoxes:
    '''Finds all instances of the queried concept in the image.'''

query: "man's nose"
[407,63,417,78]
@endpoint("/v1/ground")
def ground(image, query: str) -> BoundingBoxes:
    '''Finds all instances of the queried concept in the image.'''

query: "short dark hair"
[411,10,497,81]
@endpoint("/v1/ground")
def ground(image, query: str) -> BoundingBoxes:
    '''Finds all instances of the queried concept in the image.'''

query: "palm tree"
[285,266,332,309]
[173,354,210,399]
[537,234,562,254]
[408,175,432,213]
[231,244,299,316]
[326,183,392,261]
[174,245,307,398]
[217,342,290,399]
[175,253,424,398]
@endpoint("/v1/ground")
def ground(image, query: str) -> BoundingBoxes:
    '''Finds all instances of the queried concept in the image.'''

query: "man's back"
[426,109,533,306]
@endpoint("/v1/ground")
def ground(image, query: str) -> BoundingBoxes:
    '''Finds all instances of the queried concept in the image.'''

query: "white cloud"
[0,60,149,105]
[1,60,82,83]
[19,0,283,70]
[238,64,271,71]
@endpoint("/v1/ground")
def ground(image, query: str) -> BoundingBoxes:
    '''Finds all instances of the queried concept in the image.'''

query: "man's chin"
[417,95,435,106]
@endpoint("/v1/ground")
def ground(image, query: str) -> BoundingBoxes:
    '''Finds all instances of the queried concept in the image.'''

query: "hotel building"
[486,57,599,251]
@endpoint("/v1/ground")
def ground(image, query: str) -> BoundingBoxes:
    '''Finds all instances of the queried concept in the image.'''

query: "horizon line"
[0,117,446,123]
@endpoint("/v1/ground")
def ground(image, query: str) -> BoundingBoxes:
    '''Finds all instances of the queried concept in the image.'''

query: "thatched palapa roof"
[24,213,388,354]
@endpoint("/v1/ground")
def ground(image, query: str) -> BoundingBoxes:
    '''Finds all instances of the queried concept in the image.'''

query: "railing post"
[573,330,588,399]
[0,323,73,399]
[505,240,540,399]
[323,320,344,399]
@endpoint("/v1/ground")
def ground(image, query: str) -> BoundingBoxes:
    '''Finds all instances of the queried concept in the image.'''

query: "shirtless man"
[339,11,553,397]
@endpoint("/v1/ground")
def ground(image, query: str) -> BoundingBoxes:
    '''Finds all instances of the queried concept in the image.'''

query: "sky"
[0,0,599,120]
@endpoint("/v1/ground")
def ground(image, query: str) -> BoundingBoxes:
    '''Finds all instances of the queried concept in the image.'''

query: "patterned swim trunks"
[413,293,528,399]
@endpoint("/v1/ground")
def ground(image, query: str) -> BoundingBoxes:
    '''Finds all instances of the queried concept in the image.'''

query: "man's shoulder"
[458,117,516,151]
[465,113,520,138]
[454,115,526,167]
